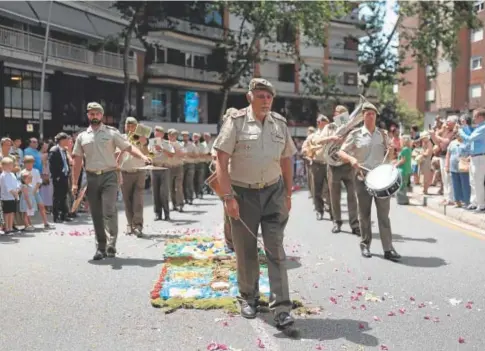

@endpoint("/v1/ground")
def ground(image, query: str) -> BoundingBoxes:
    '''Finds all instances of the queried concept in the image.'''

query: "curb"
[409,193,485,231]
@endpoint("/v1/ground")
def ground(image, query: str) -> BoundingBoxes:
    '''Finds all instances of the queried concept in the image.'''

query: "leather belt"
[312,160,327,165]
[231,177,280,190]
[121,169,143,173]
[86,168,116,175]
[472,153,485,158]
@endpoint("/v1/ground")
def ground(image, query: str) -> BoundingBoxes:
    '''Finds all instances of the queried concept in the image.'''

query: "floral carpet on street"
[150,236,269,313]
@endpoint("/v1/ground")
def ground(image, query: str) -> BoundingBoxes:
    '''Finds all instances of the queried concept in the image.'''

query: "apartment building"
[399,0,485,126]
[141,2,368,136]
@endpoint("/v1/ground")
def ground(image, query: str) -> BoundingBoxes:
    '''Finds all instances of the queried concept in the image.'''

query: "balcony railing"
[0,25,135,74]
[328,48,358,61]
[151,17,224,41]
[148,63,221,83]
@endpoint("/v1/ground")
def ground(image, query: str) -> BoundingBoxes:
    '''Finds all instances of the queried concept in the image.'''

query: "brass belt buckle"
[95,170,102,175]
[257,182,265,189]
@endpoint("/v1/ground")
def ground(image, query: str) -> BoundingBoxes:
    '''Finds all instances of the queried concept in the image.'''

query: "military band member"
[309,115,332,220]
[72,103,150,260]
[167,129,185,212]
[320,105,360,234]
[192,133,206,199]
[150,126,174,221]
[118,117,149,237]
[301,126,316,198]
[214,78,296,330]
[181,131,197,205]
[337,102,401,261]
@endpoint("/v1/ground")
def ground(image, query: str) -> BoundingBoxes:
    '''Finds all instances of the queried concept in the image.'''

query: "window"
[343,72,358,86]
[469,84,482,98]
[185,53,193,67]
[167,48,185,65]
[276,21,296,43]
[278,64,295,82]
[3,68,51,120]
[143,87,171,122]
[194,55,206,69]
[471,28,484,42]
[471,56,482,70]
[474,1,484,12]
[344,37,358,50]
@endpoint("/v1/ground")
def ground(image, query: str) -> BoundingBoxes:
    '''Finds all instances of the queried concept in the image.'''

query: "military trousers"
[170,165,184,208]
[121,171,145,230]
[183,163,195,202]
[328,163,359,228]
[311,161,331,214]
[304,159,313,197]
[223,207,233,249]
[151,168,171,216]
[86,170,119,251]
[194,162,205,197]
[355,177,393,251]
[230,178,291,315]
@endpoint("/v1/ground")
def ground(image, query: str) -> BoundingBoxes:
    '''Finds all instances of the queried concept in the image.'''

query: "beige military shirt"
[213,106,297,184]
[181,141,197,164]
[170,141,184,167]
[340,126,389,169]
[119,134,146,171]
[73,124,131,171]
[310,127,327,163]
[194,142,206,163]
[150,138,174,167]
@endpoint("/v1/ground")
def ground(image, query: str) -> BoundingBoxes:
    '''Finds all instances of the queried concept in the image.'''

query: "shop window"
[143,87,171,122]
[278,64,295,83]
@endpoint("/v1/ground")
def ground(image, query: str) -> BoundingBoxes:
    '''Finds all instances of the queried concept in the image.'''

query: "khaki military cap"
[181,131,189,136]
[168,128,178,135]
[308,126,316,132]
[335,105,348,114]
[155,126,164,132]
[86,102,104,114]
[125,117,138,125]
[362,102,379,114]
[248,78,276,96]
[193,132,201,138]
[317,114,329,122]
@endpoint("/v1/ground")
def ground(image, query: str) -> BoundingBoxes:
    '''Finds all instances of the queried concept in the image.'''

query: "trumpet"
[128,124,155,158]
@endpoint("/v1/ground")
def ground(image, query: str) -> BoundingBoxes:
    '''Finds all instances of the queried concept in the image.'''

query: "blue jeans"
[451,172,471,205]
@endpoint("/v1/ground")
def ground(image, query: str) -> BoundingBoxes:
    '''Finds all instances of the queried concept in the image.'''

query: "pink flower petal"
[223,321,229,327]
[315,345,324,350]
[257,338,265,348]
[351,295,359,301]
[424,315,430,320]
[373,316,381,321]
[466,303,473,309]
[433,317,440,323]
[367,276,372,280]
[360,304,367,310]
[351,305,357,310]
[388,311,395,316]
[418,303,426,308]
[410,297,415,301]
[313,283,318,288]
[458,337,465,344]
[399,308,406,314]
[359,323,365,329]
[330,297,337,304]
[380,345,389,350]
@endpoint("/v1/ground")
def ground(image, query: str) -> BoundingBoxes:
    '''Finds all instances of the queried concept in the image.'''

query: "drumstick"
[382,149,390,163]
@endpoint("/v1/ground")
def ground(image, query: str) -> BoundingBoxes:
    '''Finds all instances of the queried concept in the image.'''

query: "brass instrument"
[128,124,154,158]
[323,95,368,166]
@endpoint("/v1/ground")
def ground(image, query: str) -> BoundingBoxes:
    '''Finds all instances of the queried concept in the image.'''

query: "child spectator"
[19,169,37,232]
[0,157,19,233]
[395,135,413,205]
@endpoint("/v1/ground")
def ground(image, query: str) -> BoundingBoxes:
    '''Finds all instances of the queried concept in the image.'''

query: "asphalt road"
[1,189,484,351]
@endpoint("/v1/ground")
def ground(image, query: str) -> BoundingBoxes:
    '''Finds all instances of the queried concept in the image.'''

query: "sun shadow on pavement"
[88,257,164,270]
[192,202,217,207]
[285,256,302,270]
[270,317,379,346]
[181,210,208,215]
[139,233,184,240]
[374,254,447,268]
[372,233,438,244]
[0,233,36,244]
[168,219,200,226]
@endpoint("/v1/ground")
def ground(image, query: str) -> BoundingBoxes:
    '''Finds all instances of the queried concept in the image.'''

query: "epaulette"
[231,108,247,118]
[106,125,118,131]
[270,111,287,124]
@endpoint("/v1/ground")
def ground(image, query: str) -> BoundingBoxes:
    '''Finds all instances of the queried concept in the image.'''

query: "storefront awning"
[0,1,144,50]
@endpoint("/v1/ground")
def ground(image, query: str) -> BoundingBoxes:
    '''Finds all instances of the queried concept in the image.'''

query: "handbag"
[458,157,470,173]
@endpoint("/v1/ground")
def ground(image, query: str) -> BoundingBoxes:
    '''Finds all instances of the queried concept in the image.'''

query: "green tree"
[213,1,346,120]
[359,1,481,94]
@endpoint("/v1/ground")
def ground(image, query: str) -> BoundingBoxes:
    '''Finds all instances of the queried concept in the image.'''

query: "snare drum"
[364,164,402,198]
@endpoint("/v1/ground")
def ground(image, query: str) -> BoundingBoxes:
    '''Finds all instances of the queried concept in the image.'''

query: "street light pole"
[39,0,53,141]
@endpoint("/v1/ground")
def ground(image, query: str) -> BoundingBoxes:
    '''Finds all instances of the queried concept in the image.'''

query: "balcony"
[0,25,136,77]
[273,81,295,94]
[148,63,221,83]
[328,48,358,61]
[151,17,224,41]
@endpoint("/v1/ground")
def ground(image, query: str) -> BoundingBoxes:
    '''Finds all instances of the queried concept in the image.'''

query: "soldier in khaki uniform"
[214,78,296,330]
[192,133,206,199]
[337,102,401,261]
[309,115,332,220]
[301,126,315,198]
[318,105,360,234]
[150,126,174,221]
[72,103,150,260]
[118,117,149,237]
[167,129,185,211]
[181,131,197,205]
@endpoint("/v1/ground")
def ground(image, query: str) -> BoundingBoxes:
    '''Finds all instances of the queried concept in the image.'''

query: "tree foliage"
[359,1,481,94]
[213,0,347,119]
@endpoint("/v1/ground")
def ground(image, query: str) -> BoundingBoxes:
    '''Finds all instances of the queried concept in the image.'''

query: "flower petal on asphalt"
[387,311,395,316]
[373,316,381,321]
[359,323,365,330]
[458,337,465,344]
[380,345,389,350]
[257,338,265,348]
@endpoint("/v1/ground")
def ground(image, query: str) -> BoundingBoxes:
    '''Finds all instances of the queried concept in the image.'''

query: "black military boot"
[155,212,162,221]
[240,300,257,319]
[93,249,106,260]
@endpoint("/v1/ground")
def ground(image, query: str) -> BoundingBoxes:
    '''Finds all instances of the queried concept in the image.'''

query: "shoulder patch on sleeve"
[271,111,287,124]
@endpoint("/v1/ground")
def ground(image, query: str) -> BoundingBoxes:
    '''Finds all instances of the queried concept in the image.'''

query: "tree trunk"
[219,88,230,121]
[119,21,136,131]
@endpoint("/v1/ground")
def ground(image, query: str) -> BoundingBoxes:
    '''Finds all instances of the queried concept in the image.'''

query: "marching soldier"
[319,105,360,234]
[167,129,185,212]
[301,126,315,198]
[150,126,174,221]
[309,115,332,220]
[337,102,401,261]
[181,131,197,205]
[214,78,297,330]
[192,133,206,199]
[71,103,150,260]
[118,117,149,237]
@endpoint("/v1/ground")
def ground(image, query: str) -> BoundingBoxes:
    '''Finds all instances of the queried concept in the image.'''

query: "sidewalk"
[408,185,485,231]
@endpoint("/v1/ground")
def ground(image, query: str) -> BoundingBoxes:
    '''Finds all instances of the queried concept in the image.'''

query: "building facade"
[399,1,485,125]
